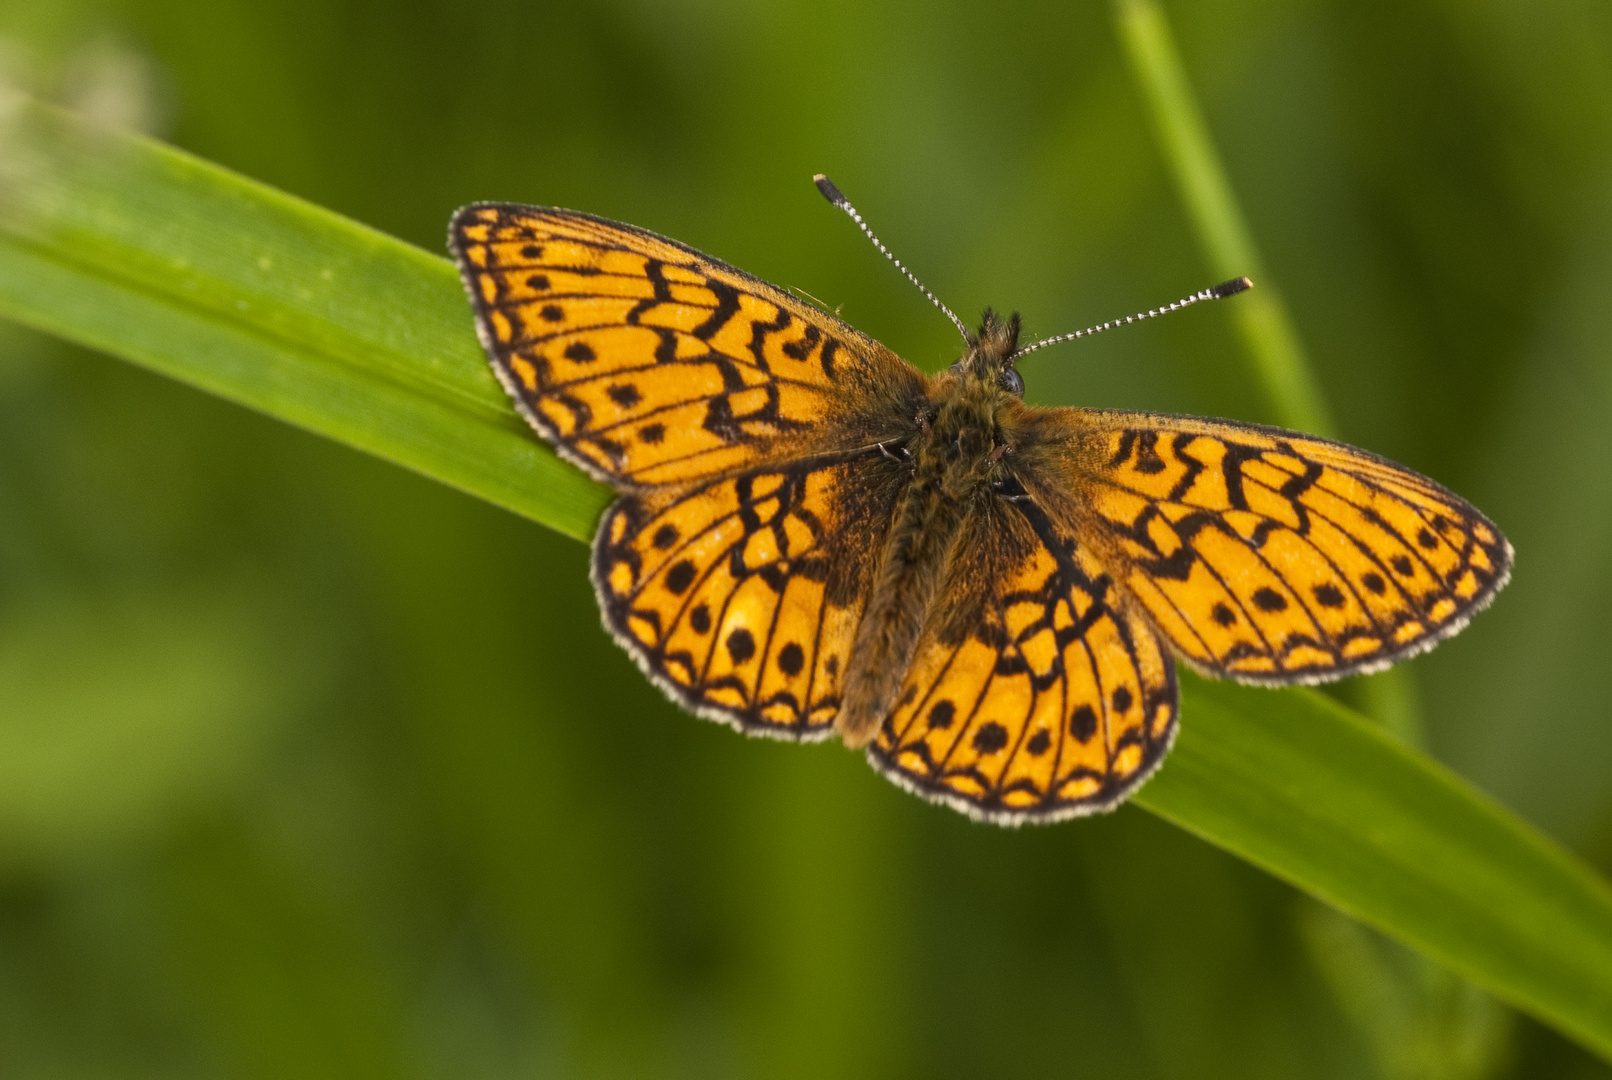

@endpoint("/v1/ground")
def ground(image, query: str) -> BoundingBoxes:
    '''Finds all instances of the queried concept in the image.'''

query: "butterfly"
[448,182,1511,826]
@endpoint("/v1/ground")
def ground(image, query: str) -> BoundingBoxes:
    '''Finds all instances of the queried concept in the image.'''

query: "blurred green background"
[2,0,1611,1077]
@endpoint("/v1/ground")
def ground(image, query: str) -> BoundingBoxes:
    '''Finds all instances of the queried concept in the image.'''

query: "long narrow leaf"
[2,100,1610,1059]
[0,99,608,541]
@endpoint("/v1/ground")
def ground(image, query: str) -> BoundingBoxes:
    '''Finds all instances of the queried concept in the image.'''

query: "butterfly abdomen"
[836,468,965,747]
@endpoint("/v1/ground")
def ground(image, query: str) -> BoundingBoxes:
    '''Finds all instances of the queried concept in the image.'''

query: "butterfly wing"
[593,450,910,739]
[867,491,1178,823]
[450,204,926,488]
[1030,410,1512,684]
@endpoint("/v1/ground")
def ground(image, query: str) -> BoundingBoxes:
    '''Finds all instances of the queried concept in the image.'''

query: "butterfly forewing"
[450,205,924,487]
[868,496,1178,823]
[1044,411,1513,685]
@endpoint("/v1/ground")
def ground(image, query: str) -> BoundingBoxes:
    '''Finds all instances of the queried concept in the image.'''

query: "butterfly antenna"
[814,174,970,343]
[1011,277,1254,360]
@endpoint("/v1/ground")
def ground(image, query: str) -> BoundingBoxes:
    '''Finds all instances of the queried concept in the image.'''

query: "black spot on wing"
[1070,705,1097,743]
[972,722,1009,754]
[665,560,696,594]
[726,628,756,664]
[1252,587,1288,612]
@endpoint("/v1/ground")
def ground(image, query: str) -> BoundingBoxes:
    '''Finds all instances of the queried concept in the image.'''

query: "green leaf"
[3,99,1610,1060]
[1140,677,1612,1060]
[0,97,609,543]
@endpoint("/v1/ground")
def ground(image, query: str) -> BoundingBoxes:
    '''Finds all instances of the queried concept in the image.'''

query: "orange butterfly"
[449,182,1511,825]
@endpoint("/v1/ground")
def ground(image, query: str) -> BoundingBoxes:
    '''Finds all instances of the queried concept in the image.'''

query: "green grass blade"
[1143,677,1612,1058]
[2,99,1611,1059]
[1112,0,1335,439]
[0,97,608,543]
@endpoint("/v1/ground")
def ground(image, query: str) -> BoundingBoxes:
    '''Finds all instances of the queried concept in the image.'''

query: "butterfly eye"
[998,366,1024,396]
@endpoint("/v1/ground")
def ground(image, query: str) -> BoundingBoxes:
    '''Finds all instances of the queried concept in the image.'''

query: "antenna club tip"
[1212,276,1254,298]
[814,174,848,207]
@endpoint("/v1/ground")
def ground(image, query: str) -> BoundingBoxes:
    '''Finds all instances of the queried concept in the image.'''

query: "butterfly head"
[956,308,1025,398]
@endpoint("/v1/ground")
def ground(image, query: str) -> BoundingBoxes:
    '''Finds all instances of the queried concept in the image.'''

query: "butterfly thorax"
[835,310,1027,748]
[919,308,1025,495]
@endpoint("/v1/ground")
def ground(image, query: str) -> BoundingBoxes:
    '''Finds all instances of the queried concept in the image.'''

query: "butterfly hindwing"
[868,493,1178,823]
[450,204,925,487]
[593,451,908,739]
[1041,410,1513,685]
